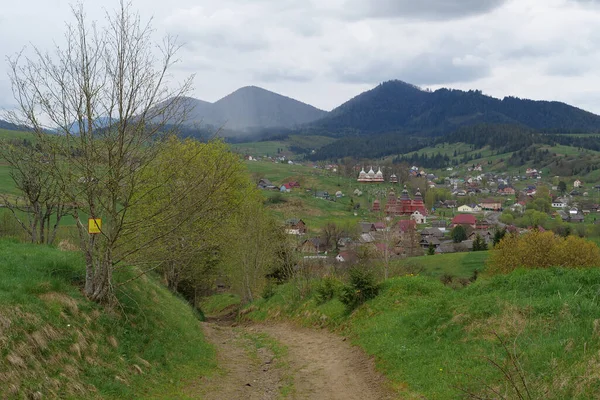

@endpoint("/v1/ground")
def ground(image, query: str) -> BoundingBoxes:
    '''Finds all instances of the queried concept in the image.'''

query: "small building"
[451,214,477,229]
[301,238,326,253]
[285,219,307,235]
[411,210,427,224]
[359,222,377,233]
[574,180,583,188]
[458,205,474,213]
[280,184,292,193]
[480,198,502,211]
[258,178,277,190]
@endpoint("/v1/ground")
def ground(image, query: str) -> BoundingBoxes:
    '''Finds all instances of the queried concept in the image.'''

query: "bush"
[315,276,342,304]
[261,279,277,299]
[339,267,379,311]
[487,230,600,274]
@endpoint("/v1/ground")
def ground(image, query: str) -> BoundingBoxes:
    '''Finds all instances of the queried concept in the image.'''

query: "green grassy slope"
[245,266,600,399]
[0,239,215,399]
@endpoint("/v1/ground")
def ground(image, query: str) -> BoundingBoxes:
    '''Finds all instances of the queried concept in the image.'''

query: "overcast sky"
[2,0,600,113]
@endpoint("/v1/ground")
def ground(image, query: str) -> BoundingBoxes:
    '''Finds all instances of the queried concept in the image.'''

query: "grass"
[0,239,216,399]
[243,266,600,399]
[238,330,295,398]
[392,251,489,279]
[199,293,241,316]
[231,141,289,158]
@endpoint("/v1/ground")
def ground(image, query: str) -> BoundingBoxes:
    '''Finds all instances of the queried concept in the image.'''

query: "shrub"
[314,276,342,304]
[339,267,379,311]
[261,279,277,299]
[487,230,600,274]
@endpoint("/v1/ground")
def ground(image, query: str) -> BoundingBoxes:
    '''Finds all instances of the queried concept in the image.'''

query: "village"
[250,156,600,265]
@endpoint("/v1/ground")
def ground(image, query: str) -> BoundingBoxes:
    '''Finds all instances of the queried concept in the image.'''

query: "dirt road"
[194,322,398,400]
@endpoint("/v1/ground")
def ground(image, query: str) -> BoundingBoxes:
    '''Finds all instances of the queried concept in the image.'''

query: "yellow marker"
[88,218,102,234]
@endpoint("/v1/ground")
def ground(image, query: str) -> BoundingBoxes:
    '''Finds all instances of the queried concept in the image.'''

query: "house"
[499,187,516,196]
[574,180,583,188]
[436,241,457,254]
[480,198,502,211]
[280,184,292,193]
[552,201,566,208]
[258,178,277,190]
[288,181,300,188]
[359,233,376,243]
[421,227,445,239]
[397,219,417,234]
[336,251,358,264]
[468,230,493,243]
[458,205,474,213]
[411,210,427,224]
[451,214,477,229]
[335,191,343,198]
[571,213,585,223]
[420,236,441,249]
[315,191,330,200]
[431,220,449,229]
[569,207,579,215]
[285,219,306,235]
[443,200,458,208]
[373,222,387,231]
[301,238,326,253]
[359,222,377,233]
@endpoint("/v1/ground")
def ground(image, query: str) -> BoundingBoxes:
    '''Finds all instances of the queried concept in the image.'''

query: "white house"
[552,201,566,208]
[458,205,474,213]
[569,207,579,215]
[574,180,583,188]
[411,210,427,224]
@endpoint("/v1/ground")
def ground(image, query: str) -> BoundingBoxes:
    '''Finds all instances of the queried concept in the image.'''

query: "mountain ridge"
[306,80,600,137]
[182,86,327,134]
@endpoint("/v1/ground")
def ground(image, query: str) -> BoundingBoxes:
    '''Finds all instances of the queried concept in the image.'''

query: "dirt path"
[195,322,398,400]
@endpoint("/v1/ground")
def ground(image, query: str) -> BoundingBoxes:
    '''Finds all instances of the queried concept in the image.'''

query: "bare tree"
[0,139,68,244]
[6,1,193,302]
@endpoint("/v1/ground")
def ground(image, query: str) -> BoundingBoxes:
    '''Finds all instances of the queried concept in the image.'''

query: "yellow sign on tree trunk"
[88,218,102,234]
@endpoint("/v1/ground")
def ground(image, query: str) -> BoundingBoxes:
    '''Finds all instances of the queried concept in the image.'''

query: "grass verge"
[242,267,600,399]
[0,239,216,399]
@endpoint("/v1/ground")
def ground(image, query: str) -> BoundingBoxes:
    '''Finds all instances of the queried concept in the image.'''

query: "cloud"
[335,53,490,85]
[342,0,508,20]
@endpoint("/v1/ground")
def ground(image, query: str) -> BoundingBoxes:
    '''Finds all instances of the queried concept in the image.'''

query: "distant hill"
[0,119,27,131]
[181,86,327,135]
[306,80,600,137]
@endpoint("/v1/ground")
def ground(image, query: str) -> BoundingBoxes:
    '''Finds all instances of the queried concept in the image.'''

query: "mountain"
[182,86,327,135]
[306,80,600,137]
[0,119,27,131]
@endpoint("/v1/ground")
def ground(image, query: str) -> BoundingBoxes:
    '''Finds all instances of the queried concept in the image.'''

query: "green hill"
[244,265,600,399]
[0,239,215,399]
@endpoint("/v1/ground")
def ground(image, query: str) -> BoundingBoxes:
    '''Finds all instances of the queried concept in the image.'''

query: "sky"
[2,0,600,113]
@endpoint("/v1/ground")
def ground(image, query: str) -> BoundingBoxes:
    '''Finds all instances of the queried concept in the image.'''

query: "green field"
[245,265,600,399]
[0,239,216,398]
[393,251,489,279]
[0,128,35,140]
[230,135,337,159]
[231,140,290,157]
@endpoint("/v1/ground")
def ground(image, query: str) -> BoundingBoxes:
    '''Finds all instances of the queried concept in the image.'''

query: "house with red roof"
[451,214,477,229]
[397,219,417,233]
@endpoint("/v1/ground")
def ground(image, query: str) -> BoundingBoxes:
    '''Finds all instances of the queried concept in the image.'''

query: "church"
[357,167,385,183]
[378,186,428,216]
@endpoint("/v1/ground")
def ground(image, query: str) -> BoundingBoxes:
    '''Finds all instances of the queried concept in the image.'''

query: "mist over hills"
[181,86,327,134]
